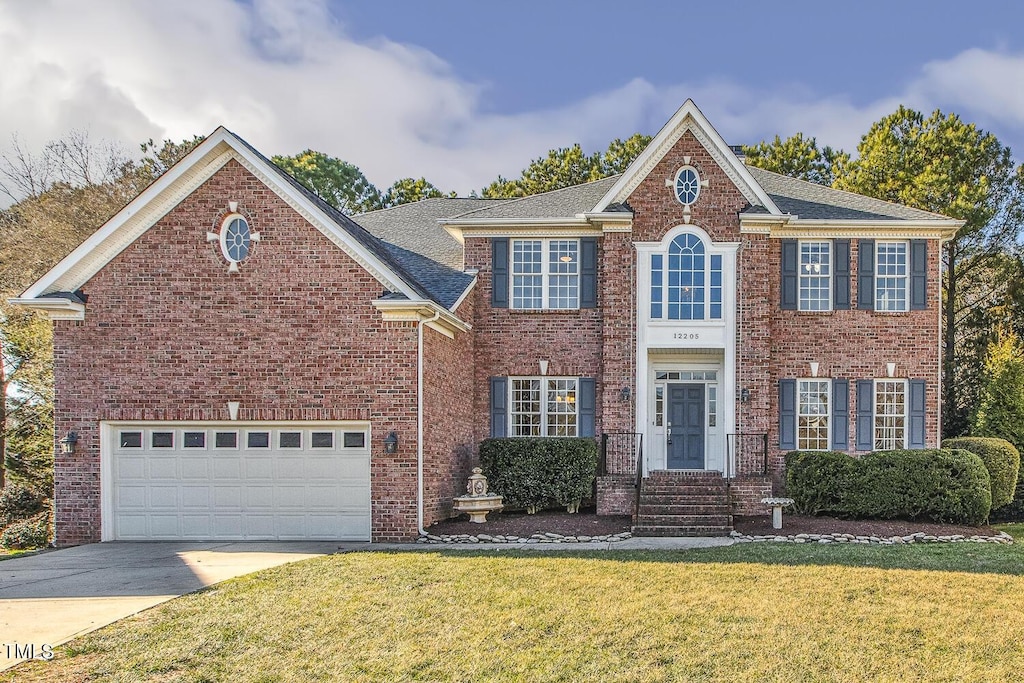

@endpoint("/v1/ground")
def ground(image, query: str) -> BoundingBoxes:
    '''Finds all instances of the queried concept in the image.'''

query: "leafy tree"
[972,330,1024,453]
[0,305,53,492]
[833,106,1024,437]
[272,150,382,214]
[482,134,652,198]
[382,177,451,208]
[742,133,850,186]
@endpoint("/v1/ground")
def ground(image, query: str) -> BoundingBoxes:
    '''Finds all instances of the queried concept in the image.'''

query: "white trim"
[872,378,909,451]
[6,297,85,320]
[797,239,833,313]
[874,240,910,313]
[510,238,580,311]
[507,376,580,437]
[371,298,470,338]
[417,309,441,535]
[448,274,478,314]
[594,99,781,214]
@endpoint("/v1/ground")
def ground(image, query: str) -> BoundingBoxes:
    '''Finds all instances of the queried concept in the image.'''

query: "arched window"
[650,233,722,320]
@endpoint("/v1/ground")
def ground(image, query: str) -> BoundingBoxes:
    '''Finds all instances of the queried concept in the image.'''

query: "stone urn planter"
[453,468,504,523]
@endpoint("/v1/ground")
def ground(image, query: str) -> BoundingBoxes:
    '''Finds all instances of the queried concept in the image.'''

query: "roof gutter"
[417,308,441,536]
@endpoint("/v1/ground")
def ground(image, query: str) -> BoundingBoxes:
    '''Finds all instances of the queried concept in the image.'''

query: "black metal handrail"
[633,434,643,522]
[599,432,643,477]
[726,433,770,477]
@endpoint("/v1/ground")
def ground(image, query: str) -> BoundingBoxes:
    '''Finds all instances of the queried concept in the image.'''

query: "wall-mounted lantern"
[383,431,399,454]
[620,387,631,402]
[741,388,751,403]
[60,431,79,455]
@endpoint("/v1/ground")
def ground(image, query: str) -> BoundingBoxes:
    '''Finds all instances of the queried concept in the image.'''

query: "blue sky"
[2,1,1024,196]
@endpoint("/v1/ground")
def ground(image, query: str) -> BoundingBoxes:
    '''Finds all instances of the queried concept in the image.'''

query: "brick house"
[14,100,961,545]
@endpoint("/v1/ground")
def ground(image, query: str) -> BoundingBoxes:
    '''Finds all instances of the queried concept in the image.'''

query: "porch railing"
[599,432,643,477]
[726,433,769,478]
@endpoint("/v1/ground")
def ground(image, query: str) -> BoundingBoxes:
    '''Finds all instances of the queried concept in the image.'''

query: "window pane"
[797,380,830,450]
[548,241,579,310]
[874,380,907,450]
[120,431,143,448]
[279,432,301,449]
[152,432,173,448]
[511,378,542,437]
[247,431,270,449]
[311,431,334,448]
[710,254,723,319]
[343,432,366,448]
[799,241,831,311]
[875,242,908,311]
[512,240,543,309]
[667,234,706,320]
[184,431,206,448]
[546,378,578,436]
[215,432,238,448]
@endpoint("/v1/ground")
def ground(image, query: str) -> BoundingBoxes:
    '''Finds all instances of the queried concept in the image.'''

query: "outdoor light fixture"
[383,431,398,454]
[60,431,79,455]
[741,388,751,403]
[620,387,631,402]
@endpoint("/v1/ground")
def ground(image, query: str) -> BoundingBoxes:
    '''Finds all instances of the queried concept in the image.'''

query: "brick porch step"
[632,471,733,537]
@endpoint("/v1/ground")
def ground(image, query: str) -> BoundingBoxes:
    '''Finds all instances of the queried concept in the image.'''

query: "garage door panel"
[110,423,371,541]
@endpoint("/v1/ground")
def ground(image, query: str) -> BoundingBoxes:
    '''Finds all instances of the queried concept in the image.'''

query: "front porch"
[597,432,773,536]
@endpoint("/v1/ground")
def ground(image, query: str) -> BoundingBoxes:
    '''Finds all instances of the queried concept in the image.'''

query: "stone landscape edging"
[418,531,633,545]
[730,530,1014,545]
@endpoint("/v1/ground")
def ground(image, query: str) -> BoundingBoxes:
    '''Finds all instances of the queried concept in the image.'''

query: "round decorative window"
[674,166,700,206]
[220,215,251,263]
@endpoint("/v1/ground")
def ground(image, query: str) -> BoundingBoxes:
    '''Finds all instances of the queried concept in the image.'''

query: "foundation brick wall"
[53,160,425,544]
[596,475,637,516]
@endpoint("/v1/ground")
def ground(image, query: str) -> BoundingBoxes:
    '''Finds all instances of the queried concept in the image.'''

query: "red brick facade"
[42,113,949,544]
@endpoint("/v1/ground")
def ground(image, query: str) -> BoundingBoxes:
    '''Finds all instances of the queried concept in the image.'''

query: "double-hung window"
[798,241,831,311]
[875,241,908,311]
[509,377,578,436]
[797,379,830,450]
[874,379,907,450]
[511,239,579,309]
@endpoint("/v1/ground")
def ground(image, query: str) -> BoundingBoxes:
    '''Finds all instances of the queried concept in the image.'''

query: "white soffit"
[592,99,781,215]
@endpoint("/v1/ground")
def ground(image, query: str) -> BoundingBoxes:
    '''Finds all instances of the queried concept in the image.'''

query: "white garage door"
[103,422,371,541]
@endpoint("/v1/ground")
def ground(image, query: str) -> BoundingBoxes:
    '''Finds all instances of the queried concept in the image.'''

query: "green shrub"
[783,448,992,526]
[942,437,1020,510]
[0,485,45,527]
[1,510,50,550]
[784,450,856,515]
[479,438,599,512]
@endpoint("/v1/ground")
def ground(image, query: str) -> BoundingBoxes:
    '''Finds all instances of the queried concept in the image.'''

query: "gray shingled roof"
[352,198,507,309]
[746,166,951,221]
[449,175,622,221]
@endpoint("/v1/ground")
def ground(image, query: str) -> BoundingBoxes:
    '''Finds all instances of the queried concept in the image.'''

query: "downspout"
[418,310,441,535]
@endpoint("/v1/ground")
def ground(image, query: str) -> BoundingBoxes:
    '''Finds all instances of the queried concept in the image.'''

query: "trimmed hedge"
[479,438,599,513]
[942,437,1020,510]
[784,448,992,526]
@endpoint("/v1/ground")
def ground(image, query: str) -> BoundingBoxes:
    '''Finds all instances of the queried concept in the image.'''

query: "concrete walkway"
[0,541,347,670]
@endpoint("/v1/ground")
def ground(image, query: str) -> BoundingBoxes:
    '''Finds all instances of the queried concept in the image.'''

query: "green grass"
[8,543,1024,682]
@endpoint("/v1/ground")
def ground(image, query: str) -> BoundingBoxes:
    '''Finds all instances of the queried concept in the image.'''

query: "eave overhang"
[8,297,86,320]
[371,298,471,339]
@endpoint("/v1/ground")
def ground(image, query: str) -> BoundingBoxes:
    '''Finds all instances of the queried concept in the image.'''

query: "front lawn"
[9,542,1024,682]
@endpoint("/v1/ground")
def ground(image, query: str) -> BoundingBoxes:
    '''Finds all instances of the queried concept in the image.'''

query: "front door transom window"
[206,211,261,273]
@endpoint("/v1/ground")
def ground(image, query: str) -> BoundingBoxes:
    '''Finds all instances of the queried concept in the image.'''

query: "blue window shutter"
[833,239,851,310]
[490,377,507,438]
[910,240,928,310]
[580,237,598,308]
[780,239,798,310]
[491,238,509,308]
[857,240,874,310]
[578,378,596,437]
[831,379,849,451]
[779,379,796,450]
[909,379,927,449]
[856,380,874,451]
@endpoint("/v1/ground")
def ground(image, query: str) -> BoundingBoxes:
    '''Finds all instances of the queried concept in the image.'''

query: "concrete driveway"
[0,541,354,670]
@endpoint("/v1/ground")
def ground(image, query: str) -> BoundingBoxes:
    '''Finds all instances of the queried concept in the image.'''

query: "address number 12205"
[672,332,700,340]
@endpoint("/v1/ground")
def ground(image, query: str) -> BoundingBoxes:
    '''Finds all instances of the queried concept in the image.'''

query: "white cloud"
[1,1,1022,202]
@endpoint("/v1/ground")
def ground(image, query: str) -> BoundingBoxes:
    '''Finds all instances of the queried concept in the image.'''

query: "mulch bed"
[426,508,631,538]
[428,509,998,539]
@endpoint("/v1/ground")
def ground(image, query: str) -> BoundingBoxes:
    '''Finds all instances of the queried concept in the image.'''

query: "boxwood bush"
[784,448,992,526]
[942,437,1020,510]
[479,438,599,513]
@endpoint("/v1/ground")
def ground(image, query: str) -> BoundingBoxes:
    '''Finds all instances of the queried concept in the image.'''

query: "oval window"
[674,167,700,206]
[220,215,251,263]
